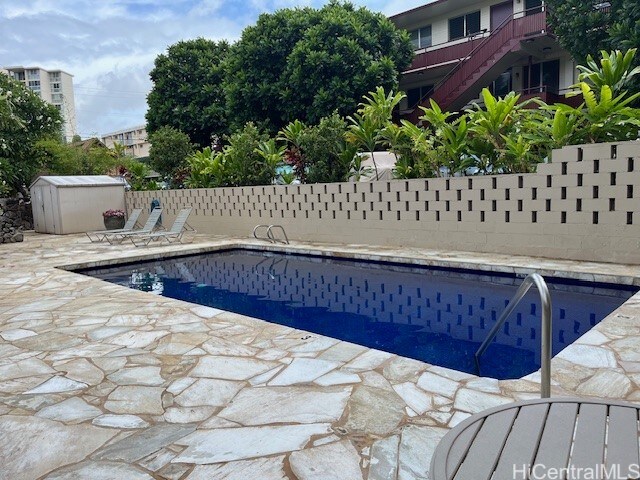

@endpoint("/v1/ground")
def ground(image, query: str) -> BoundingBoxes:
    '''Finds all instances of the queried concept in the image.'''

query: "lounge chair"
[130,208,194,247]
[104,208,163,245]
[86,208,143,242]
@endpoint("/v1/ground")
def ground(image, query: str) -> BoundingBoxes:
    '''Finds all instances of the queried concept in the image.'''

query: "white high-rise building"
[3,66,77,142]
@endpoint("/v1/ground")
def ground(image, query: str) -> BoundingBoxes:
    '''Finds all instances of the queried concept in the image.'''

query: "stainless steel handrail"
[253,224,271,242]
[475,273,552,398]
[253,224,290,244]
[267,225,289,245]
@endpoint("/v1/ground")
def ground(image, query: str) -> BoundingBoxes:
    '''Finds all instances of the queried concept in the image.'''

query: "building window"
[49,71,61,81]
[27,69,39,80]
[525,0,543,15]
[28,80,41,90]
[449,11,481,41]
[12,71,25,81]
[51,93,63,102]
[524,59,560,94]
[51,82,61,92]
[490,69,512,97]
[406,85,434,107]
[409,25,432,49]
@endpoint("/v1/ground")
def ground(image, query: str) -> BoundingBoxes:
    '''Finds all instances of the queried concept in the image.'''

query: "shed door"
[32,187,44,232]
[491,1,513,31]
[43,187,56,233]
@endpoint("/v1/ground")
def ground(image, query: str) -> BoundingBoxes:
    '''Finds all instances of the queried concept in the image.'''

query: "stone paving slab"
[0,232,639,479]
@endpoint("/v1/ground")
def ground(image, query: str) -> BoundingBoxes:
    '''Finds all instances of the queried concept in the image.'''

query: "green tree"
[608,1,640,52]
[225,0,413,133]
[146,38,230,148]
[34,139,120,176]
[546,0,639,65]
[299,113,352,183]
[223,123,272,186]
[0,75,62,196]
[148,126,193,180]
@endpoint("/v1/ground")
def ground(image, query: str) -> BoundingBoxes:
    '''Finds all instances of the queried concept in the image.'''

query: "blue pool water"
[80,249,637,379]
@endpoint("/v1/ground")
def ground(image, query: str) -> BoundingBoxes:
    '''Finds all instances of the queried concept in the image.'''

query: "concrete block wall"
[126,141,640,264]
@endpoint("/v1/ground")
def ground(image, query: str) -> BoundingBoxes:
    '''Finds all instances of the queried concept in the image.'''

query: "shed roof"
[30,175,125,188]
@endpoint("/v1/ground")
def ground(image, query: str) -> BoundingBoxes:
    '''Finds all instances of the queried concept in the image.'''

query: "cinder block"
[536,163,563,175]
[599,158,627,173]
[581,143,615,161]
[508,212,531,224]
[523,175,547,188]
[389,181,406,193]
[580,198,607,211]
[550,199,573,212]
[565,211,591,224]
[616,198,639,211]
[581,172,608,187]
[615,141,640,160]
[598,185,626,198]
[471,176,493,188]
[553,175,577,188]
[599,211,630,226]
[551,145,581,163]
[526,199,546,211]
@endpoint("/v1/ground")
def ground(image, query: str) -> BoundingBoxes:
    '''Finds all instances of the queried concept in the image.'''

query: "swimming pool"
[80,249,637,379]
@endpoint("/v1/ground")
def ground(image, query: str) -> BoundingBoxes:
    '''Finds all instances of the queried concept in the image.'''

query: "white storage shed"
[30,176,126,234]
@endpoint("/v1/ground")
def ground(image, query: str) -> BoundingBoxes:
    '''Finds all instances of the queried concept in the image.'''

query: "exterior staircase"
[406,8,549,122]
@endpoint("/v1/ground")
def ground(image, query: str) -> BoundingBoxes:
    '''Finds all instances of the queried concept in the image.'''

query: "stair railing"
[408,6,547,115]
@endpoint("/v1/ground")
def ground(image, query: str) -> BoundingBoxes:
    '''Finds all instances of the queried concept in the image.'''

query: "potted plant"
[102,209,126,230]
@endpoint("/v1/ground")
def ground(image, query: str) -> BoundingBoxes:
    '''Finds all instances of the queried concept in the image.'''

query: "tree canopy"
[0,74,62,196]
[546,0,640,63]
[146,38,230,148]
[224,0,413,133]
[148,125,193,180]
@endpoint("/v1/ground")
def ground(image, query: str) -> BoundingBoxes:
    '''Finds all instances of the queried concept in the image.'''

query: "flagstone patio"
[1,232,639,480]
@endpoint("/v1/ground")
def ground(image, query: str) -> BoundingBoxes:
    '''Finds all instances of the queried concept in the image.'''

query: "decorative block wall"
[126,141,640,264]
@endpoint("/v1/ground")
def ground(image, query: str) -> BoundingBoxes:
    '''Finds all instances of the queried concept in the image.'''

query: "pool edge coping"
[57,239,640,287]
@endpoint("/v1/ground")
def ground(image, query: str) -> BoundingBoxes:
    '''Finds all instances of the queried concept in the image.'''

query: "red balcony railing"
[431,8,548,108]
[404,7,549,120]
[407,37,486,72]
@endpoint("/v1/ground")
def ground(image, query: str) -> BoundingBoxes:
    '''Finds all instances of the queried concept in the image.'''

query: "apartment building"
[390,0,584,122]
[102,125,150,159]
[3,66,77,141]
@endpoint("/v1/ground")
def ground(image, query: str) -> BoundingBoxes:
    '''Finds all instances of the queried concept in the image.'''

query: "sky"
[0,0,428,139]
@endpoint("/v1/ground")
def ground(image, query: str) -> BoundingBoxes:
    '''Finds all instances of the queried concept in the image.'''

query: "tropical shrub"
[185,147,227,188]
[220,123,273,187]
[148,126,194,181]
[300,113,352,183]
[121,159,160,191]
